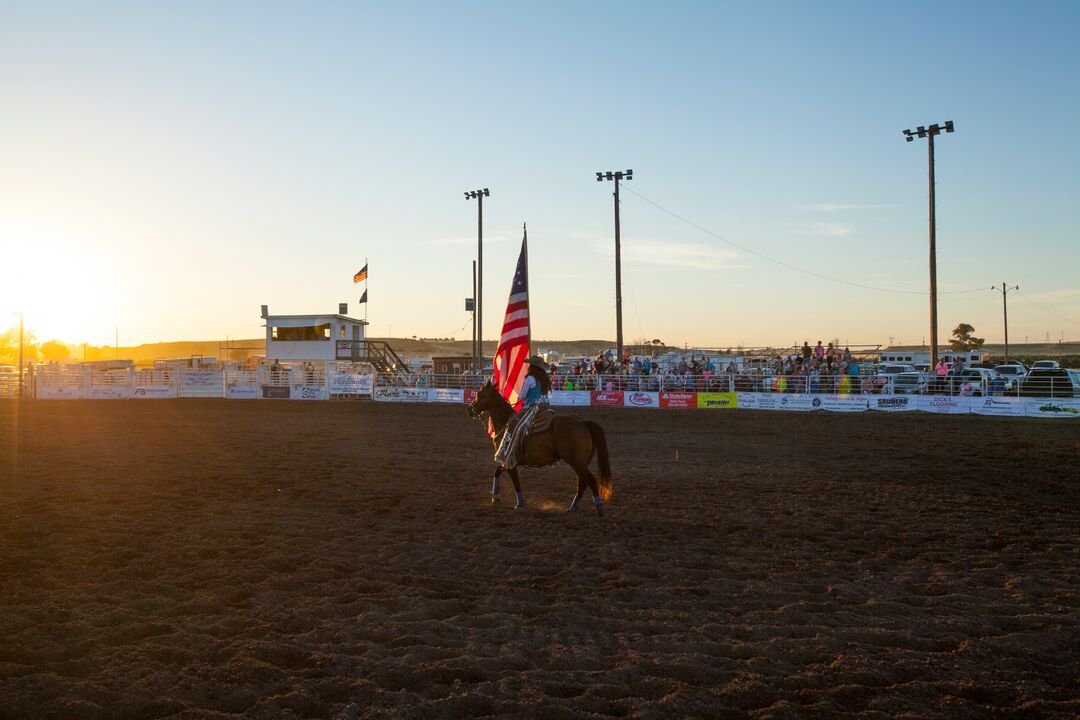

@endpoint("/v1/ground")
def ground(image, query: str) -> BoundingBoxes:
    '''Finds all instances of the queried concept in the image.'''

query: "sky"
[1,0,1078,350]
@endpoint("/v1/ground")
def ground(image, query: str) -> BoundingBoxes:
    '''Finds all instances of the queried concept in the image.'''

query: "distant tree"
[950,323,985,351]
[40,340,70,363]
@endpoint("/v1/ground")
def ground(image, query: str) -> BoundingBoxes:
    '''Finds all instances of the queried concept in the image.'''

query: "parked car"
[993,364,1027,390]
[1031,360,1060,370]
[877,364,916,377]
[1019,368,1076,398]
[890,371,928,394]
[956,368,995,395]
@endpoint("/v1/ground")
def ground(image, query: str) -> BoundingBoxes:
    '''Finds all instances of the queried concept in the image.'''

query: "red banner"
[590,390,624,407]
[464,389,477,404]
[660,392,697,409]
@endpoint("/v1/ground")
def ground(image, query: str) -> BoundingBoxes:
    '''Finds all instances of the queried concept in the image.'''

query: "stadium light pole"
[992,283,1019,363]
[464,188,490,372]
[596,169,633,362]
[17,311,24,399]
[903,121,954,370]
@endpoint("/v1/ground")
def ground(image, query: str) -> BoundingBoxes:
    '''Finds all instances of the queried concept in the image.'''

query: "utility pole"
[596,169,633,362]
[992,283,1019,362]
[903,121,955,370]
[18,312,24,399]
[470,261,477,370]
[465,188,489,371]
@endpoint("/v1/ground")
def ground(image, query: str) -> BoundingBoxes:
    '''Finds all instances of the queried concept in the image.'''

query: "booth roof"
[264,314,368,326]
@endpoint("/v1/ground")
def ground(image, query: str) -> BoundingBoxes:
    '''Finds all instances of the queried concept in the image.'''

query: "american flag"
[353,263,368,284]
[493,230,530,409]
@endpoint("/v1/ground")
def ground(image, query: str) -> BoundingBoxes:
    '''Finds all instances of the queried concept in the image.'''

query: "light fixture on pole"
[596,169,633,363]
[464,188,490,372]
[903,120,955,370]
[992,283,1019,363]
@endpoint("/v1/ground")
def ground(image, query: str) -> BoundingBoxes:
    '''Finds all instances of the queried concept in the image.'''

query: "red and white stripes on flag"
[493,231,530,410]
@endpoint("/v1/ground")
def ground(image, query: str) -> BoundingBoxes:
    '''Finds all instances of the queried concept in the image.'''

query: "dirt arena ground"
[1,400,1077,719]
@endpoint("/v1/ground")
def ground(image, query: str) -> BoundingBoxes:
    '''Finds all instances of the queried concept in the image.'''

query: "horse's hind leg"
[508,468,525,509]
[571,462,603,513]
[569,475,586,512]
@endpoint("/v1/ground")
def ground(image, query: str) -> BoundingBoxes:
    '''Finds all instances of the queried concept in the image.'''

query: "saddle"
[529,409,556,435]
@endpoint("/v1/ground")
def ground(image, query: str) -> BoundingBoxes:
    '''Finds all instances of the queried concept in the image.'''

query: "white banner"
[816,394,869,412]
[914,396,971,414]
[778,394,817,412]
[86,386,134,400]
[291,386,328,400]
[180,371,219,387]
[429,388,465,403]
[550,391,592,406]
[36,386,84,400]
[623,391,660,408]
[970,396,1025,417]
[374,386,429,403]
[133,386,177,399]
[1024,398,1080,418]
[736,392,784,411]
[226,385,259,399]
[868,395,918,412]
[329,373,372,395]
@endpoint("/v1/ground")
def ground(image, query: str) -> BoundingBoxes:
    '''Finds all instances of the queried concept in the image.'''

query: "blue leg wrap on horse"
[516,491,526,506]
[593,495,603,508]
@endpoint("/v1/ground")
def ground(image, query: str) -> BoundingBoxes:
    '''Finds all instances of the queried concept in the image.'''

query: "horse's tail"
[586,421,613,502]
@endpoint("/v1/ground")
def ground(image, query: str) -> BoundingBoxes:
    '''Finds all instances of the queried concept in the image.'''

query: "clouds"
[795,203,899,212]
[792,221,854,238]
[595,238,742,270]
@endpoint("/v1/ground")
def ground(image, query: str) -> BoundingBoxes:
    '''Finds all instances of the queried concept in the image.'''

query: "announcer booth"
[263,305,368,363]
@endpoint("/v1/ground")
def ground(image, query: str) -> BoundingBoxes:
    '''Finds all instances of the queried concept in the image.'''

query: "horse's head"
[467,380,501,418]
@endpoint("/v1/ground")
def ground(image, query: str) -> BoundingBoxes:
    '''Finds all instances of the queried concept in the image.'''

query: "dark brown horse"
[467,381,613,513]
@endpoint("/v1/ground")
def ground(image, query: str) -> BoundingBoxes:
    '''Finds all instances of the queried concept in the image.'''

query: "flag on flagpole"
[493,230,530,409]
[353,264,368,284]
[358,290,368,304]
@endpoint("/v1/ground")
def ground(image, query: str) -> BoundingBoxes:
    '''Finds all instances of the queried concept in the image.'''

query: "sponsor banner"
[817,394,869,412]
[736,392,784,411]
[37,386,84,400]
[429,388,465,403]
[86,386,134,400]
[590,390,624,407]
[292,385,328,401]
[659,392,697,409]
[374,386,429,403]
[623,391,659,408]
[464,389,478,404]
[550,390,592,407]
[971,396,1025,417]
[1024,398,1080,418]
[914,395,971,414]
[778,394,817,412]
[133,386,177,399]
[868,395,917,412]
[261,385,290,399]
[697,391,737,409]
[329,373,372,395]
[228,385,259,399]
[181,371,219,387]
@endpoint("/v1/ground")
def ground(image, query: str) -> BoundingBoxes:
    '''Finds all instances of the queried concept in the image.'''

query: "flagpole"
[523,223,530,350]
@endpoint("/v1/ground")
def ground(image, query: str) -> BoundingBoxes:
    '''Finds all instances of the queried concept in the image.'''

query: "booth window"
[270,324,332,341]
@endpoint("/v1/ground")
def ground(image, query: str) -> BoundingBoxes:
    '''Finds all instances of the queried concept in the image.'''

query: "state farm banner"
[697,392,737,409]
[590,390,624,407]
[291,386,328,400]
[623,391,659,408]
[659,392,696,409]
[329,373,372,395]
[1024,398,1080,418]
[37,386,84,400]
[914,395,971,414]
[86,386,134,400]
[429,388,465,403]
[227,385,259,399]
[133,386,177,399]
[550,390,592,406]
[971,396,1025,417]
[374,386,429,403]
[868,395,917,412]
[817,394,869,412]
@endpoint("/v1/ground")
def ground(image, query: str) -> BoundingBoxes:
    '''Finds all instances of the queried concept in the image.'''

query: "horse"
[467,380,613,513]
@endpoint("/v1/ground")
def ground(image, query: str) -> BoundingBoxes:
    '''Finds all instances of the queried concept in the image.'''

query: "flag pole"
[364,257,368,325]
[523,223,530,352]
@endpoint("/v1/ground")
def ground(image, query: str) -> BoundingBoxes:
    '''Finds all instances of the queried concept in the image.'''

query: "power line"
[1016,290,1080,325]
[619,183,986,296]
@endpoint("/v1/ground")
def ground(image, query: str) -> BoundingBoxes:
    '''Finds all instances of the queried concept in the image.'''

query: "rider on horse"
[493,356,551,468]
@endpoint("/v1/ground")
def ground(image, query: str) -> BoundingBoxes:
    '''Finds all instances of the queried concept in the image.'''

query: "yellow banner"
[697,391,737,409]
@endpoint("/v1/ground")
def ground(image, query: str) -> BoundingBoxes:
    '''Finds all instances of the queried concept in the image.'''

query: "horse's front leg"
[508,468,525,509]
[490,466,504,504]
